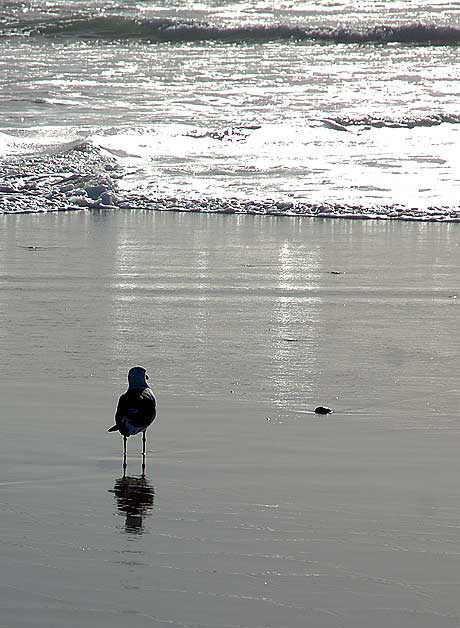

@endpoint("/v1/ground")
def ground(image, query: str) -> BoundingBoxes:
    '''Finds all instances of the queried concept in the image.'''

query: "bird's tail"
[107,424,119,432]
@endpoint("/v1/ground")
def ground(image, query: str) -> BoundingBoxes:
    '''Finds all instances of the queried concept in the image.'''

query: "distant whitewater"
[4,16,460,45]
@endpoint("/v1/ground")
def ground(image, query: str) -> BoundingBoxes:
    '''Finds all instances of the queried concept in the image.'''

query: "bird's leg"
[141,431,146,476]
[123,436,127,476]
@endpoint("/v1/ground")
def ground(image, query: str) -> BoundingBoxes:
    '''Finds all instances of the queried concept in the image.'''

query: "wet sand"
[1,211,460,627]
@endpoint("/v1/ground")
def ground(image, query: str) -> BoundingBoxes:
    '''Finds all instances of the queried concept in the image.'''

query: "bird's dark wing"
[128,388,156,428]
[108,389,156,434]
[107,392,130,432]
[115,392,130,424]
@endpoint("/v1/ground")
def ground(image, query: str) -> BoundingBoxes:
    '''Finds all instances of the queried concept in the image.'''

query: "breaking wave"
[2,126,460,221]
[0,140,122,213]
[1,139,460,221]
[3,16,460,46]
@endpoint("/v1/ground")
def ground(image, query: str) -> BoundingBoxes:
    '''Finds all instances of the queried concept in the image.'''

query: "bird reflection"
[110,475,155,534]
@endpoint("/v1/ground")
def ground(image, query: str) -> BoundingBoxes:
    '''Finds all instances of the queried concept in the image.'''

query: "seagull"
[108,366,157,473]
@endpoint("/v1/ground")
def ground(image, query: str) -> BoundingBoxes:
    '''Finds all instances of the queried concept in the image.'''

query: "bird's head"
[128,366,149,389]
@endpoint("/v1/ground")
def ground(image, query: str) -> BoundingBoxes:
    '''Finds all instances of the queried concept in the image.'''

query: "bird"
[108,366,157,473]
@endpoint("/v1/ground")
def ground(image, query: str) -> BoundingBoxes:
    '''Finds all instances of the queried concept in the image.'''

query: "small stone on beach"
[314,406,332,415]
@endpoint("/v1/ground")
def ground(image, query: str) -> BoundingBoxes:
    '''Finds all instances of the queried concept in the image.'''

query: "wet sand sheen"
[1,212,460,627]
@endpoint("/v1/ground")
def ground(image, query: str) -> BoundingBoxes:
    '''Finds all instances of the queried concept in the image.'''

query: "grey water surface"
[1,212,460,627]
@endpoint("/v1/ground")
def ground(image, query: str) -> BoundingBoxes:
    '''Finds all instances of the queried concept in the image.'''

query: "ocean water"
[2,0,460,218]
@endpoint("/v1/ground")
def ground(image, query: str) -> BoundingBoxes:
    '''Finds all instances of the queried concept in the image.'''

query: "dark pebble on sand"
[314,406,333,415]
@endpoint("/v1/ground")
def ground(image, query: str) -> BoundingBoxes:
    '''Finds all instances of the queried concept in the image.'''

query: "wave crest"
[323,113,460,129]
[4,16,460,46]
[0,141,121,213]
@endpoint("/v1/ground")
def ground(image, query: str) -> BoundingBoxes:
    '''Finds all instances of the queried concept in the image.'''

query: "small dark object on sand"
[314,406,332,415]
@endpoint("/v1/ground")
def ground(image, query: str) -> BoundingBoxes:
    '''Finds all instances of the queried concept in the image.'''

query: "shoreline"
[2,198,460,222]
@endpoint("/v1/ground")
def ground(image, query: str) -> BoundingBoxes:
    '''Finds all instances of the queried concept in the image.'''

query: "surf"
[4,16,460,47]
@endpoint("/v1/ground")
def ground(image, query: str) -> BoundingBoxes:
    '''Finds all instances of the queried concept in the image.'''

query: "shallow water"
[2,211,460,417]
[1,212,460,627]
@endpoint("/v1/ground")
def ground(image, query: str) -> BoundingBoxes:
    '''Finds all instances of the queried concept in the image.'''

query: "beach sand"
[1,211,460,627]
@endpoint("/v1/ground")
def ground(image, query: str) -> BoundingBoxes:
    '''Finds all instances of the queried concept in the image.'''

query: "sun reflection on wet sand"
[270,238,322,416]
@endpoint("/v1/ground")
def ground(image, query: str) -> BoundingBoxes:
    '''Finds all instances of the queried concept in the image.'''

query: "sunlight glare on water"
[2,0,460,213]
